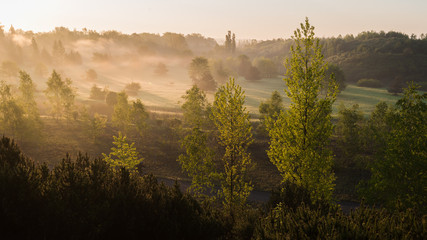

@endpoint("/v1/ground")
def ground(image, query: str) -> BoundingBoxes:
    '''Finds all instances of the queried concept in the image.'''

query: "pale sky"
[1,0,426,40]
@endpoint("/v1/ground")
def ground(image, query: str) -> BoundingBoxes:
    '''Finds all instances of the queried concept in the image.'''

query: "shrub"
[357,78,383,88]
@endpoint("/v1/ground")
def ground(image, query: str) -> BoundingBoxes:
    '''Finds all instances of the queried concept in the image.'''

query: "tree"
[102,132,142,172]
[81,107,107,143]
[178,127,217,200]
[253,57,278,78]
[178,85,216,199]
[86,69,97,81]
[237,55,261,81]
[112,91,130,132]
[225,31,236,54]
[0,81,25,139]
[335,104,365,168]
[362,83,426,211]
[188,57,216,91]
[124,82,141,96]
[89,84,106,101]
[52,40,65,64]
[105,91,118,107]
[267,18,338,202]
[325,64,346,92]
[44,70,76,120]
[259,91,283,135]
[129,99,149,138]
[18,71,42,141]
[181,85,210,128]
[212,78,253,217]
[154,62,168,76]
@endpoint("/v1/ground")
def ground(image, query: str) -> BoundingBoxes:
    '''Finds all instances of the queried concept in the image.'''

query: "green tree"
[324,64,346,92]
[363,83,426,211]
[112,91,130,132]
[189,57,216,91]
[44,70,75,120]
[212,78,254,216]
[102,132,142,172]
[335,104,365,168]
[154,62,168,76]
[259,90,283,124]
[178,127,218,200]
[267,18,338,202]
[129,99,149,138]
[181,85,210,128]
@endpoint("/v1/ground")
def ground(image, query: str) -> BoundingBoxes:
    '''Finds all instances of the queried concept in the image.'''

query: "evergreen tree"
[212,78,253,216]
[267,18,338,202]
[112,91,130,132]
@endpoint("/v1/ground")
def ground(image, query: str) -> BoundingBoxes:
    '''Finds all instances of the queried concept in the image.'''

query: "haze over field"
[1,0,426,39]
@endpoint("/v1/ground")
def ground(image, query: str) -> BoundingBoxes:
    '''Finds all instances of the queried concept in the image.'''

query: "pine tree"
[267,18,338,202]
[212,78,253,216]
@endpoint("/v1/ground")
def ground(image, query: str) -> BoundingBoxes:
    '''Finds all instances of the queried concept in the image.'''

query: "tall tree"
[267,18,338,202]
[212,78,253,217]
[18,71,42,141]
[178,85,216,200]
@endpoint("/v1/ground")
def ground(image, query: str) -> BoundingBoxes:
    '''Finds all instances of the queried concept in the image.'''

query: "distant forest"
[0,25,426,90]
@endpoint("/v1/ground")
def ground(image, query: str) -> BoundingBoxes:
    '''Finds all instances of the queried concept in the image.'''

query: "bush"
[357,78,383,88]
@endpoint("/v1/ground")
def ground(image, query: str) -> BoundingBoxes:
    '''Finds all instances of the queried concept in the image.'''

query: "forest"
[0,19,426,239]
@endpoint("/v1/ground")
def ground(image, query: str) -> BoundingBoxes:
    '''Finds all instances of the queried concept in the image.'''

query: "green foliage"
[335,104,365,168]
[189,57,217,91]
[212,78,254,215]
[130,99,149,138]
[44,70,76,120]
[178,127,218,199]
[267,18,337,202]
[325,64,346,91]
[259,90,283,123]
[102,132,142,172]
[112,91,130,132]
[357,78,384,88]
[181,85,210,128]
[256,202,425,239]
[362,83,427,211]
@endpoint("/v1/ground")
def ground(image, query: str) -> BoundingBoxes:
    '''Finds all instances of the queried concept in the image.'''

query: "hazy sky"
[1,0,426,40]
